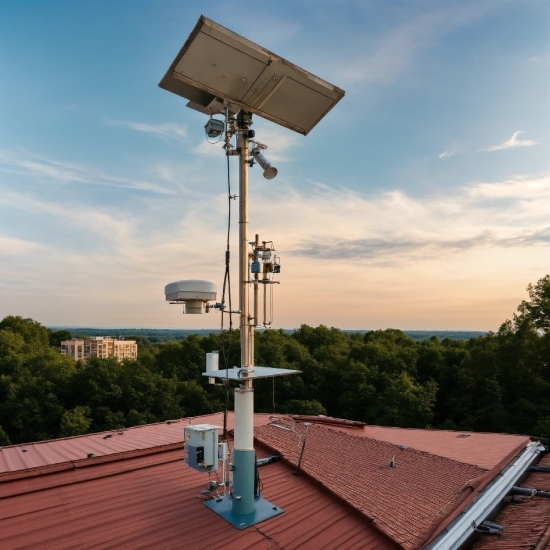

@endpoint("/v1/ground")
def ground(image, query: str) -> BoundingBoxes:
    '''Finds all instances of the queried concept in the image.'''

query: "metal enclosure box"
[184,424,219,473]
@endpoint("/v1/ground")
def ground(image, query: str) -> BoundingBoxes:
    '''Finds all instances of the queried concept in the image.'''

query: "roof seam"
[0,442,183,483]
[0,452,182,501]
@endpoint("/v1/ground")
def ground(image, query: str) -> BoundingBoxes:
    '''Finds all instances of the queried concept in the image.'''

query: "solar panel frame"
[159,16,345,135]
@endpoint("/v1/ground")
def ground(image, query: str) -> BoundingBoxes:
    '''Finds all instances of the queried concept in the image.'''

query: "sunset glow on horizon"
[0,1,548,331]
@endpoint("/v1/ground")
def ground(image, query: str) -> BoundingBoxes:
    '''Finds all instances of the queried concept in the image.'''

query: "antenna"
[160,15,344,529]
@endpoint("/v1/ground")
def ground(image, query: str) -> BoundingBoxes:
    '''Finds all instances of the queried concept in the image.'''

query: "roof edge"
[420,441,544,549]
[0,441,183,489]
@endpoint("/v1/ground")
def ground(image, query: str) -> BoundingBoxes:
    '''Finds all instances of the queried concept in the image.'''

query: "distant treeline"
[0,275,548,446]
[47,327,487,342]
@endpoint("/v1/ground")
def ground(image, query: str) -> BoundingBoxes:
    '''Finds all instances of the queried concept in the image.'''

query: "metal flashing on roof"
[425,442,545,550]
[159,16,345,135]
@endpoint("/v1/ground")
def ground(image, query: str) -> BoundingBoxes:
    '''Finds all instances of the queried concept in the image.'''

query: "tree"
[59,406,92,437]
[47,329,73,348]
[0,425,11,445]
[517,275,550,333]
[279,399,326,415]
[376,372,437,428]
[0,316,49,350]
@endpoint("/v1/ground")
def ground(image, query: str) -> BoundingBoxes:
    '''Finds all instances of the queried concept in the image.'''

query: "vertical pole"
[237,127,249,369]
[254,233,260,327]
[233,115,256,515]
[253,234,259,328]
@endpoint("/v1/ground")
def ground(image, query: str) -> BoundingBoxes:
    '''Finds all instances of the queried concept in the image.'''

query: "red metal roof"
[0,412,269,477]
[0,433,399,550]
[290,416,531,471]
[361,425,530,470]
[469,451,550,550]
[0,414,535,550]
[255,421,491,550]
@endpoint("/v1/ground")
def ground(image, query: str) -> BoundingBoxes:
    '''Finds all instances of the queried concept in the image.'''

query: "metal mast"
[233,117,255,515]
[237,124,252,370]
[159,14,344,529]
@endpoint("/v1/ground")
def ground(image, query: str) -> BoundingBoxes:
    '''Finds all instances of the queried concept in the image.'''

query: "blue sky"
[0,0,548,330]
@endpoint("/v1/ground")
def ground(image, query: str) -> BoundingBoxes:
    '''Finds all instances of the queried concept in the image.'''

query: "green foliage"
[0,316,49,350]
[0,425,11,445]
[0,275,548,444]
[279,399,326,415]
[59,406,92,437]
[47,329,73,348]
[517,275,550,333]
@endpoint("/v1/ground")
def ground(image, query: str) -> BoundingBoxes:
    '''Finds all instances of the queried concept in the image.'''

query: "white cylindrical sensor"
[234,388,254,450]
[184,300,203,314]
[207,350,219,385]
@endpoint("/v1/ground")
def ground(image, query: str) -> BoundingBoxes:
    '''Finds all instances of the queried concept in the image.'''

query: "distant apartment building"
[60,337,137,363]
[61,340,84,361]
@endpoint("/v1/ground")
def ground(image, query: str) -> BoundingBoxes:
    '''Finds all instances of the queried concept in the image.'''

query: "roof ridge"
[303,423,491,470]
[0,444,182,499]
[0,412,229,449]
[0,442,182,486]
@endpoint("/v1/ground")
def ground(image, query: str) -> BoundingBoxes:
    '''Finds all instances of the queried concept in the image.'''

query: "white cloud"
[106,119,188,142]
[1,169,547,330]
[326,3,493,90]
[256,174,548,264]
[480,131,538,152]
[438,150,456,159]
[0,150,174,195]
[0,236,44,255]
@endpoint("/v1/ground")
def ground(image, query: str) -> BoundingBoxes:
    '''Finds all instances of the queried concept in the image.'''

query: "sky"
[0,0,548,331]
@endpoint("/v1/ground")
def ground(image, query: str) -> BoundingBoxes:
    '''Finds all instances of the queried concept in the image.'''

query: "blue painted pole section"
[232,449,256,514]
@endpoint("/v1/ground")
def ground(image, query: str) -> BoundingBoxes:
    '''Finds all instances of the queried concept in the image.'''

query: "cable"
[269,276,274,326]
[219,108,233,441]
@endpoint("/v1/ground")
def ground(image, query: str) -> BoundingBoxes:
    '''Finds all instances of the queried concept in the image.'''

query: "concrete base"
[203,495,284,530]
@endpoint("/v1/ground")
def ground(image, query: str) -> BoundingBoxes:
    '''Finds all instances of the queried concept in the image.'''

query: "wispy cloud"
[438,150,456,159]
[0,236,44,255]
[106,119,188,142]
[292,228,549,261]
[480,131,538,152]
[248,173,548,264]
[329,3,493,89]
[0,150,174,194]
[1,172,546,329]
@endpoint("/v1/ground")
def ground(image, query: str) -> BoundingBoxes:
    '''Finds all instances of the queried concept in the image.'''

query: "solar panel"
[159,16,345,135]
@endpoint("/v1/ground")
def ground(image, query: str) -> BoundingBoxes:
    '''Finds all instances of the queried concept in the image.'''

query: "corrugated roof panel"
[0,414,535,550]
[0,412,255,475]
[0,439,399,550]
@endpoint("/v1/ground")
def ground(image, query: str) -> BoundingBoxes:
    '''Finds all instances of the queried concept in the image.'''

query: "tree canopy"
[0,275,548,445]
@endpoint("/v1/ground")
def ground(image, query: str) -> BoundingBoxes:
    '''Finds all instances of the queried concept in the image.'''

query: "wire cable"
[219,110,233,441]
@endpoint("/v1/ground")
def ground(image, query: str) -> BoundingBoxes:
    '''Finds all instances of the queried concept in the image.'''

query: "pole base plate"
[203,495,284,529]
